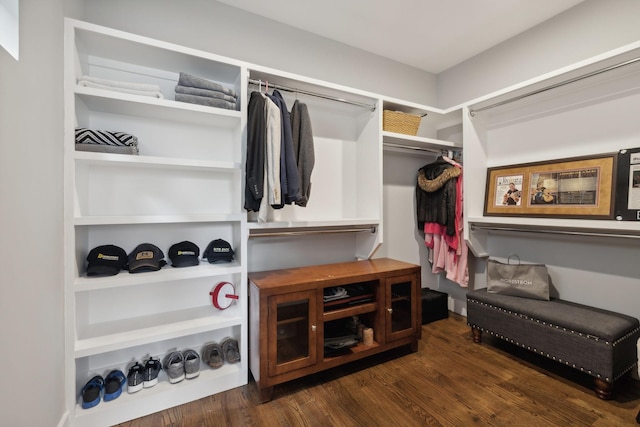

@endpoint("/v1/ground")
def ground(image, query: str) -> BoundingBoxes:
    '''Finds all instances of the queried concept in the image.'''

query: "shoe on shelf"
[163,351,185,384]
[183,349,201,379]
[143,357,162,388]
[221,337,241,364]
[103,369,126,402]
[127,362,144,394]
[201,342,224,369]
[81,375,104,409]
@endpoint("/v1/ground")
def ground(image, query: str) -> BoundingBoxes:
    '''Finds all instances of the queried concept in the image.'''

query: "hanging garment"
[290,100,315,207]
[258,95,282,222]
[244,92,266,212]
[416,158,460,236]
[269,90,302,205]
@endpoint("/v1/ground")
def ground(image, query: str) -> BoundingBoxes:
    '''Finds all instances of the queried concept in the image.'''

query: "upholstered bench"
[467,289,640,399]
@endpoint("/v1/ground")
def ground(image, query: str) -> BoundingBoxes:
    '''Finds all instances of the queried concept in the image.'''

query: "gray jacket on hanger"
[290,100,315,207]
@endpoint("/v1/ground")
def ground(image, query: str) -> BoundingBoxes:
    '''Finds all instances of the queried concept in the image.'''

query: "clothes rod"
[249,226,376,238]
[383,142,456,155]
[248,78,376,111]
[469,55,640,116]
[470,223,640,240]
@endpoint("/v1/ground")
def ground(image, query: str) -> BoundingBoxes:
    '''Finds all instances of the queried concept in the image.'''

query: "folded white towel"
[77,75,164,99]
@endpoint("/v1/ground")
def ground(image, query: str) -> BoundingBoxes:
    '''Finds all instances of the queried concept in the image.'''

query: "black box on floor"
[421,288,449,324]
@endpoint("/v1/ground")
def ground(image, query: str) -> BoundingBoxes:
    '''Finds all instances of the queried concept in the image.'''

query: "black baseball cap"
[203,239,235,263]
[86,244,128,276]
[127,243,166,273]
[168,241,200,267]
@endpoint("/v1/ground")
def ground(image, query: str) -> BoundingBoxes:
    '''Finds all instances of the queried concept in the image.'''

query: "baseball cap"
[203,239,235,263]
[86,244,128,276]
[127,243,167,273]
[168,241,200,268]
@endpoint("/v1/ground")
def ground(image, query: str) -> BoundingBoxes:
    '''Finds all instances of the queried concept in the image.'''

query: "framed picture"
[484,153,617,219]
[614,147,640,221]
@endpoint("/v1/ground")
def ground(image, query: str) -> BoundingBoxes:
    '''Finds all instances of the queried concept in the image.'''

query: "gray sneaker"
[163,351,185,384]
[221,337,240,364]
[202,342,224,369]
[183,349,200,379]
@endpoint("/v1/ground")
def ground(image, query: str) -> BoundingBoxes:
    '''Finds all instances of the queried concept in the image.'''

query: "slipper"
[81,375,104,409]
[221,337,240,363]
[103,370,126,402]
[201,342,223,369]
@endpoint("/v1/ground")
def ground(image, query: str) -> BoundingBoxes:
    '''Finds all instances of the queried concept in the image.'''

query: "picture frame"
[614,147,640,221]
[484,153,617,219]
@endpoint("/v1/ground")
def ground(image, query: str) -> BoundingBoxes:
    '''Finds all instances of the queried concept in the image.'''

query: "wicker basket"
[383,110,422,136]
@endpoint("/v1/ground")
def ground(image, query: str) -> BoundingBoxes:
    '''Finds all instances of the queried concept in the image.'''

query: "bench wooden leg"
[471,327,482,343]
[594,378,613,400]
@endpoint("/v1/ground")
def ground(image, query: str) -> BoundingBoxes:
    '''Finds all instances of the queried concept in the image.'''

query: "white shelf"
[468,216,640,237]
[75,305,242,358]
[76,86,241,128]
[382,131,461,151]
[74,151,240,171]
[74,213,243,226]
[73,363,244,427]
[247,218,379,230]
[75,262,243,291]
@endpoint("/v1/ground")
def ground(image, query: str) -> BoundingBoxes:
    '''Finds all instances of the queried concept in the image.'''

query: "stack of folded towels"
[77,75,164,99]
[75,128,139,155]
[175,72,238,110]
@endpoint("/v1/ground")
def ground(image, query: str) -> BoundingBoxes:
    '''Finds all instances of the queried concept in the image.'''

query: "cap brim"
[87,264,121,276]
[128,260,161,273]
[171,257,199,268]
[205,256,234,263]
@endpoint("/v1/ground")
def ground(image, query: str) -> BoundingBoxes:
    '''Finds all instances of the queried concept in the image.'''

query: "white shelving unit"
[64,19,248,426]
[463,40,640,256]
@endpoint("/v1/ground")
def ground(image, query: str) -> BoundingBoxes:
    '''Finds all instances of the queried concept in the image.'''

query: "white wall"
[82,0,437,106]
[437,0,640,108]
[0,0,81,425]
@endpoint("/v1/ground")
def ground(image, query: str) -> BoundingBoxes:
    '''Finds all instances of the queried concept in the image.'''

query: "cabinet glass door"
[268,290,317,376]
[385,274,418,341]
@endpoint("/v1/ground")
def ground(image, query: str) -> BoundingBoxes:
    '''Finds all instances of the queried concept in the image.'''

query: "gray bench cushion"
[467,289,639,343]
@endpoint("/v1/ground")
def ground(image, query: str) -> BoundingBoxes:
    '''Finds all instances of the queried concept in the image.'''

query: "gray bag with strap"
[486,255,550,300]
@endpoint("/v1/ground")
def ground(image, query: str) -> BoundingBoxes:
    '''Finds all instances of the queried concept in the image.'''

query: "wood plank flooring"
[116,313,640,426]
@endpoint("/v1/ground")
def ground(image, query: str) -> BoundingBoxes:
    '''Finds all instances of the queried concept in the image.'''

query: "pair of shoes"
[81,370,126,409]
[221,337,241,363]
[162,349,201,383]
[127,357,161,393]
[201,342,224,369]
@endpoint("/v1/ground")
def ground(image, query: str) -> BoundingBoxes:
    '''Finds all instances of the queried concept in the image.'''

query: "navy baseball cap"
[203,239,234,263]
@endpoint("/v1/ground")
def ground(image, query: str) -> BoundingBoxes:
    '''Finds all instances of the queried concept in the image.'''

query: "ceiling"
[217,0,584,74]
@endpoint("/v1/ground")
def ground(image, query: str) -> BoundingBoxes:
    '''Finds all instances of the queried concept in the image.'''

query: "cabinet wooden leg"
[471,327,482,343]
[257,385,274,403]
[594,378,613,400]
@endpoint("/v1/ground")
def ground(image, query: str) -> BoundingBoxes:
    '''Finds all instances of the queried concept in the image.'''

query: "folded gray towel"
[75,143,139,155]
[178,72,237,98]
[175,84,237,103]
[175,93,237,110]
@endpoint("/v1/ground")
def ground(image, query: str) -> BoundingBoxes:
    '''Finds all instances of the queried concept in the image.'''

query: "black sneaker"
[143,357,162,388]
[127,362,144,394]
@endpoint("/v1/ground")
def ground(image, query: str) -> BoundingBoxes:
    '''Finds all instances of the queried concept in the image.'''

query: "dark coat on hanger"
[290,100,315,207]
[245,91,266,212]
[416,158,459,236]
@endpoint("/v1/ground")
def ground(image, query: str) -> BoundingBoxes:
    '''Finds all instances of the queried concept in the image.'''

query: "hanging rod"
[248,78,376,111]
[249,226,376,238]
[383,142,457,155]
[469,55,640,116]
[470,223,640,240]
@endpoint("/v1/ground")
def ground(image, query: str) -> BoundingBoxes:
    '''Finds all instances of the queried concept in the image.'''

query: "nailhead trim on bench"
[467,298,640,383]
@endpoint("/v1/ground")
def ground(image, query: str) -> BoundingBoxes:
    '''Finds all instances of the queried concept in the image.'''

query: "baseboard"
[57,411,70,427]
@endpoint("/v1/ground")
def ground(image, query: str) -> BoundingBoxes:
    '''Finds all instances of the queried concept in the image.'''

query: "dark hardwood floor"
[117,313,640,426]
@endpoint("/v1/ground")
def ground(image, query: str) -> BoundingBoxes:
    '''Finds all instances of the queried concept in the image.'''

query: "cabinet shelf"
[75,305,242,358]
[74,262,243,291]
[75,87,241,128]
[74,213,243,226]
[382,131,460,151]
[323,302,377,322]
[74,151,241,171]
[73,363,243,427]
[322,341,381,363]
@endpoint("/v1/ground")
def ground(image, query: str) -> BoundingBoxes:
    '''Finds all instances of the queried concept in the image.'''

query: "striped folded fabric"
[75,128,138,147]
